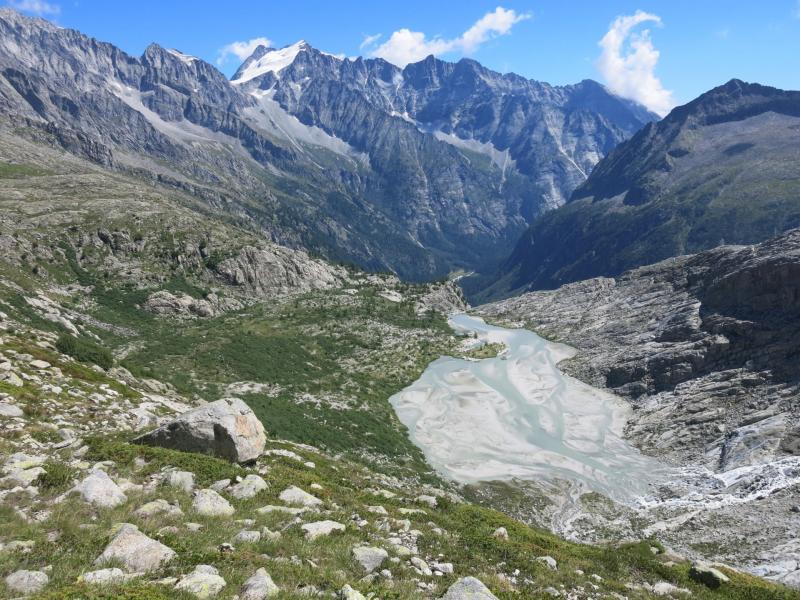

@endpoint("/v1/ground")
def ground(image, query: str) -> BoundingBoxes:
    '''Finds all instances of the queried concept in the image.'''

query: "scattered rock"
[689,562,730,589]
[302,520,345,540]
[279,485,322,507]
[440,577,498,600]
[5,569,49,596]
[229,474,268,499]
[134,397,266,463]
[340,584,366,600]
[537,556,558,570]
[175,564,226,598]
[192,489,235,517]
[167,470,195,493]
[70,470,127,508]
[415,494,437,508]
[78,568,128,586]
[240,567,279,599]
[134,498,183,518]
[0,402,24,417]
[492,526,509,541]
[233,529,262,544]
[95,523,175,573]
[352,546,388,573]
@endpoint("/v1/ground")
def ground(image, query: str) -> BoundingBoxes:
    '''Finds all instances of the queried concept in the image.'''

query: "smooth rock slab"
[193,488,235,517]
[134,397,266,463]
[440,577,499,600]
[302,520,345,540]
[240,567,279,599]
[5,569,49,596]
[72,470,127,508]
[279,485,322,507]
[230,474,268,499]
[352,546,388,573]
[175,564,226,599]
[95,523,175,573]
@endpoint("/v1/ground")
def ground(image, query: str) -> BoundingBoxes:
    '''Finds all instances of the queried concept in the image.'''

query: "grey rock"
[0,402,23,417]
[5,569,48,595]
[240,567,279,599]
[167,470,195,493]
[175,564,226,598]
[439,577,498,600]
[134,498,183,518]
[233,529,261,544]
[71,470,127,508]
[192,489,235,517]
[95,523,175,573]
[78,568,128,586]
[229,474,268,499]
[352,546,388,573]
[279,485,321,507]
[689,562,730,589]
[134,397,266,463]
[340,584,366,600]
[301,520,345,540]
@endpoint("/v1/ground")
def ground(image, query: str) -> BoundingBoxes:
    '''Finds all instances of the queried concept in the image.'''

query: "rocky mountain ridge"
[478,79,800,298]
[0,8,654,280]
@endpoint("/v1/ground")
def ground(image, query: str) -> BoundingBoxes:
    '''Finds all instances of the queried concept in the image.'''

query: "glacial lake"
[389,313,664,503]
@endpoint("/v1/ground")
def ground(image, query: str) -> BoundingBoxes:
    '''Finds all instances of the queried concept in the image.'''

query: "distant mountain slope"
[479,80,800,299]
[0,8,654,280]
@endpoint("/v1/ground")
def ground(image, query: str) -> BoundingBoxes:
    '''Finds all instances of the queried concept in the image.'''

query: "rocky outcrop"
[95,523,176,573]
[134,397,266,463]
[143,290,243,318]
[215,245,343,297]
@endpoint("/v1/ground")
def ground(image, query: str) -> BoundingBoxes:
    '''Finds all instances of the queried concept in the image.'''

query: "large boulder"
[134,398,266,463]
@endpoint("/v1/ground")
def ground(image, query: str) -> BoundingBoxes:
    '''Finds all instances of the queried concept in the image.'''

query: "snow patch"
[166,49,198,65]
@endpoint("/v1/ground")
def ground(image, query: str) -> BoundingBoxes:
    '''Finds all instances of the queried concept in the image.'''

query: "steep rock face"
[476,229,800,471]
[482,80,800,298]
[0,9,654,280]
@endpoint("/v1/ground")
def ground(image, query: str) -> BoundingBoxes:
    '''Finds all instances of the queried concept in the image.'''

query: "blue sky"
[5,0,800,113]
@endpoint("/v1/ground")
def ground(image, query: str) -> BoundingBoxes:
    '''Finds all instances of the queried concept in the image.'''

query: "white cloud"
[597,10,674,116]
[7,0,60,15]
[217,36,272,66]
[369,6,530,67]
[359,33,382,51]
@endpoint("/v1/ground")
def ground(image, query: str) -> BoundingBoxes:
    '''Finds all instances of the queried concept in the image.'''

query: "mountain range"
[478,79,800,298]
[0,8,654,281]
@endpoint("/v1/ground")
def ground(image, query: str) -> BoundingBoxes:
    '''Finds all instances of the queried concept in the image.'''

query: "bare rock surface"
[134,397,266,463]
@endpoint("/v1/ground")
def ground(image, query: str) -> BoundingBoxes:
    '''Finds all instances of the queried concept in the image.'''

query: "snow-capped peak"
[231,40,310,84]
[166,48,198,65]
